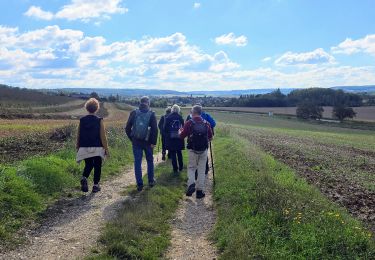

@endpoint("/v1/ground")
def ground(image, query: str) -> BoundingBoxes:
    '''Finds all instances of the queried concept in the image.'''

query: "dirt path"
[0,155,161,260]
[166,155,218,260]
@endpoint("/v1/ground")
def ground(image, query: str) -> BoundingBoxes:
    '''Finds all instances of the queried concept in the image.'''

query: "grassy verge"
[212,127,375,259]
[88,161,186,259]
[0,126,132,248]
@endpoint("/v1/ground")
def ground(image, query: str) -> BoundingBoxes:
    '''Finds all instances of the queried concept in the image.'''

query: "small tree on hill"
[332,105,356,122]
[90,92,100,100]
[296,101,324,120]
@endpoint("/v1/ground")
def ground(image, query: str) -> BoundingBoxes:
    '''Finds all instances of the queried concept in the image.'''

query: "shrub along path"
[165,151,217,260]
[0,156,162,260]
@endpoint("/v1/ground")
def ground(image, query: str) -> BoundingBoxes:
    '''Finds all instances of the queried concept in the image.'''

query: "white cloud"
[24,6,54,20]
[24,0,127,23]
[275,48,335,66]
[215,33,248,47]
[262,57,272,62]
[193,3,201,9]
[332,34,375,56]
[1,25,374,90]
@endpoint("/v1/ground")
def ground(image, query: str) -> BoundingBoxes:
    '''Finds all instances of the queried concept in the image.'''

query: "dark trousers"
[132,144,154,187]
[170,150,183,171]
[83,156,102,184]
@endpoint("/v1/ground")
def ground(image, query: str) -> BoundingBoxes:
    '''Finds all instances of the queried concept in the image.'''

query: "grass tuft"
[88,162,186,260]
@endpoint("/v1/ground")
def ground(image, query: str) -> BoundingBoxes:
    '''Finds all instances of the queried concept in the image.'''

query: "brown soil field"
[205,106,375,122]
[235,128,375,232]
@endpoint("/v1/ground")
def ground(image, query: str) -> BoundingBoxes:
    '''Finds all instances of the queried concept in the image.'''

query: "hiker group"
[76,96,215,199]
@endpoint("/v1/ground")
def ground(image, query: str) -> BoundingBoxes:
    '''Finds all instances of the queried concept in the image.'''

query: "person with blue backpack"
[125,96,158,191]
[163,104,185,174]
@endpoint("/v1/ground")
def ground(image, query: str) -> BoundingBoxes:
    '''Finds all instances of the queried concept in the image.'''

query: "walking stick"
[209,142,215,185]
[157,133,161,162]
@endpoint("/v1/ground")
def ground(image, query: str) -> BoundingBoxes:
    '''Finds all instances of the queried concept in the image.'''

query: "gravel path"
[166,155,218,260]
[0,156,161,260]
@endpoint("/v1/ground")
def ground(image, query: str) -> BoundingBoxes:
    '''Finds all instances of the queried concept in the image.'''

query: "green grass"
[88,161,186,259]
[211,127,375,259]
[0,126,133,248]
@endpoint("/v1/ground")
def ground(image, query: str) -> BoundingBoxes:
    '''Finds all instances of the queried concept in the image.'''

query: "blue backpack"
[131,110,152,141]
[167,118,182,139]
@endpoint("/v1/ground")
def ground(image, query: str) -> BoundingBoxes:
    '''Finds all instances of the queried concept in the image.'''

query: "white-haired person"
[76,98,109,193]
[163,104,185,173]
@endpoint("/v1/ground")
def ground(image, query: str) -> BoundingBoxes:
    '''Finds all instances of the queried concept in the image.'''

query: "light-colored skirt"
[76,147,106,163]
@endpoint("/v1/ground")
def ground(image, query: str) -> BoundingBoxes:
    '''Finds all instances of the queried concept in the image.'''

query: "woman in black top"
[163,104,185,173]
[76,98,109,193]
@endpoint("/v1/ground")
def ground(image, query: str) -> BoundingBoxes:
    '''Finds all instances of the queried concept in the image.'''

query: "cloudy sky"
[0,0,374,90]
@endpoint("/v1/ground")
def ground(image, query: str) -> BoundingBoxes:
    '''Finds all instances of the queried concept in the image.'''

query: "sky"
[0,0,374,90]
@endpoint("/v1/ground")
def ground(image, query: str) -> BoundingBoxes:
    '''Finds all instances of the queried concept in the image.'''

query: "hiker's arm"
[100,120,109,152]
[158,116,164,132]
[125,111,135,140]
[179,121,190,139]
[207,124,213,141]
[76,123,80,150]
[149,112,158,146]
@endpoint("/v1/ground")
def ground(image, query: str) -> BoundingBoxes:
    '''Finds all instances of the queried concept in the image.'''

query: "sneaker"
[149,180,156,188]
[92,184,101,193]
[196,190,205,199]
[137,185,144,191]
[80,177,88,193]
[186,183,196,197]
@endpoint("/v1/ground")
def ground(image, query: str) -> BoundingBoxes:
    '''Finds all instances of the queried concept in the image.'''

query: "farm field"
[206,110,375,233]
[1,99,375,259]
[204,106,375,122]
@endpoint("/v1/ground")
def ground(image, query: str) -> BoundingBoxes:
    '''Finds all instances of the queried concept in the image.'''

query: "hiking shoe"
[80,177,88,193]
[196,190,206,199]
[137,185,144,191]
[92,184,101,193]
[179,166,184,172]
[186,184,196,197]
[162,155,166,161]
[149,180,157,188]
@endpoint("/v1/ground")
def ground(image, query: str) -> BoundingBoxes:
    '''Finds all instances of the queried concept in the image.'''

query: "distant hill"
[57,88,182,97]
[331,85,375,93]
[56,87,297,97]
[55,86,375,97]
[0,84,74,107]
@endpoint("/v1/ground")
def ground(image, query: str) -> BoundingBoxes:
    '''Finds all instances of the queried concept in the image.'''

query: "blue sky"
[0,0,374,90]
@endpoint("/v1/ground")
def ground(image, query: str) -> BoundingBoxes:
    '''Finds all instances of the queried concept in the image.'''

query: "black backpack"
[188,119,209,152]
[167,118,182,139]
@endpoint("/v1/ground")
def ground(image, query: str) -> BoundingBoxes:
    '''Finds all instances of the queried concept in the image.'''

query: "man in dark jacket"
[158,107,171,161]
[125,96,158,191]
[163,104,185,173]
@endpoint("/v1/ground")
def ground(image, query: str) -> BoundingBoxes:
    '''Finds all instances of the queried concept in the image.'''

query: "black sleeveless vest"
[79,115,103,147]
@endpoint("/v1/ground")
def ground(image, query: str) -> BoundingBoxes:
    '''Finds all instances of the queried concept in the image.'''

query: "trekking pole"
[209,142,215,185]
[157,134,161,162]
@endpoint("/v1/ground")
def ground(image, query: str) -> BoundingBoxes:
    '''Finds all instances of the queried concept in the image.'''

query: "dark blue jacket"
[164,112,185,151]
